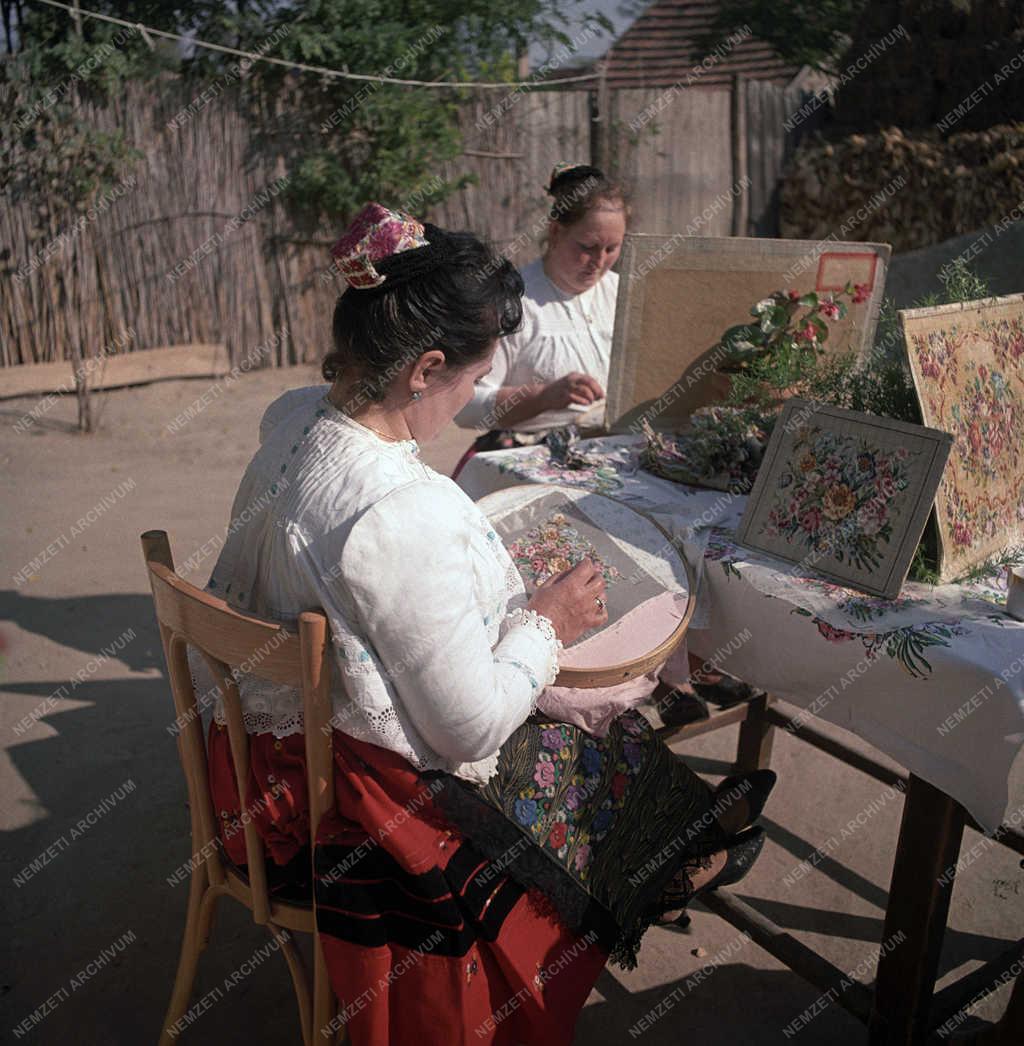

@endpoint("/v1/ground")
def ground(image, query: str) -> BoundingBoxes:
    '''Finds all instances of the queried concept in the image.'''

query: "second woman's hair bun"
[545,162,605,196]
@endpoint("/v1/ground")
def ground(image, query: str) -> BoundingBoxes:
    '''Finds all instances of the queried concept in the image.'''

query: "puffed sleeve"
[337,480,560,763]
[452,335,513,431]
[259,385,329,445]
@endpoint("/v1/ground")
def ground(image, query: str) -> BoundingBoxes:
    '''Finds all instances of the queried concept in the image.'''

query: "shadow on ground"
[1,593,1015,1044]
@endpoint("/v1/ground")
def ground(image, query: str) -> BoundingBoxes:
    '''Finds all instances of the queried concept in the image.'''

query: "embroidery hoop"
[478,483,696,688]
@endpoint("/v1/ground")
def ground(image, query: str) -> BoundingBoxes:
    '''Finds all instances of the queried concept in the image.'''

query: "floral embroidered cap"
[330,202,430,289]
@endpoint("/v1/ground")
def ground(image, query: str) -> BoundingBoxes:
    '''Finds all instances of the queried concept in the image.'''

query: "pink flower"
[798,323,817,343]
[953,522,973,547]
[821,302,841,320]
[860,513,882,536]
[573,844,591,871]
[533,761,555,789]
[787,289,801,301]
[800,509,822,532]
[817,621,855,643]
[852,283,871,304]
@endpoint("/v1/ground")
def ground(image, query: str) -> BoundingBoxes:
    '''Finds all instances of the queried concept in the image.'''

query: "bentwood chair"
[141,530,342,1046]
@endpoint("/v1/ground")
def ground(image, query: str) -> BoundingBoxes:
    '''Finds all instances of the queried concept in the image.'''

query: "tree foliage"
[1,0,598,231]
[696,0,865,72]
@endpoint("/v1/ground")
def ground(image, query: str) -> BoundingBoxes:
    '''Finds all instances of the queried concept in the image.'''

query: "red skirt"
[207,723,608,1045]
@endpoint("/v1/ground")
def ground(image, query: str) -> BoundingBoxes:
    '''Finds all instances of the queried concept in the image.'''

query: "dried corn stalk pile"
[780,123,1024,253]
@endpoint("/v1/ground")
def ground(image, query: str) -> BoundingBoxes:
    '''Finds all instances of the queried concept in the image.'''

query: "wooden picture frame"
[901,293,1024,582]
[606,234,891,434]
[735,399,952,599]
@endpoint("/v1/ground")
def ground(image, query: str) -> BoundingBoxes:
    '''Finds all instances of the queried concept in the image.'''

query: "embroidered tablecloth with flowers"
[701,527,1017,680]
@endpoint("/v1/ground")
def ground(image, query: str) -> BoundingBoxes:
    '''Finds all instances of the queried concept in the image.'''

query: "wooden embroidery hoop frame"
[477,483,697,689]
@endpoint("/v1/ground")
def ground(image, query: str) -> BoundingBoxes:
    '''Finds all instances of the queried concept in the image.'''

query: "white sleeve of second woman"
[336,480,559,764]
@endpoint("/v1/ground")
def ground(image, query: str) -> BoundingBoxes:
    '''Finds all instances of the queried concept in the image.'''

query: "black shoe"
[713,770,777,831]
[657,685,711,729]
[659,826,766,926]
[692,675,758,708]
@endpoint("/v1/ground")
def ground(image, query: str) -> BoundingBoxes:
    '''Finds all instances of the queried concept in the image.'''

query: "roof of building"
[571,0,800,90]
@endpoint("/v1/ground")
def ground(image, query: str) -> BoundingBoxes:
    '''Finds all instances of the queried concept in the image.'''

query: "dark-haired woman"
[188,204,770,1046]
[452,162,627,475]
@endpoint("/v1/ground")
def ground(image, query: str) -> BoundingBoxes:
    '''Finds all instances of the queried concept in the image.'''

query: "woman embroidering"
[450,162,625,477]
[191,203,774,1045]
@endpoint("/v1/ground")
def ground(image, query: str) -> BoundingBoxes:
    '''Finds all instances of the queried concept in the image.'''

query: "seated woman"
[450,162,624,477]
[191,203,774,1046]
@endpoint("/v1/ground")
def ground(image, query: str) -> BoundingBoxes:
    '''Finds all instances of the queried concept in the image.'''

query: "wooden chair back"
[142,529,347,1044]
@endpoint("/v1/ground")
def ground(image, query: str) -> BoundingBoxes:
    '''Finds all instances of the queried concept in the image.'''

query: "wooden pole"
[731,73,749,237]
[590,60,610,173]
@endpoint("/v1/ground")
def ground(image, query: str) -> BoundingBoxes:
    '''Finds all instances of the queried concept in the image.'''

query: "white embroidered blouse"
[454,257,619,434]
[187,386,562,785]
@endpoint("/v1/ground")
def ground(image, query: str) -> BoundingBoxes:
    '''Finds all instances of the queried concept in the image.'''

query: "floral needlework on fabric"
[760,424,911,572]
[497,447,625,495]
[904,298,1024,581]
[508,512,623,590]
[794,608,972,679]
[789,576,928,621]
[467,709,715,969]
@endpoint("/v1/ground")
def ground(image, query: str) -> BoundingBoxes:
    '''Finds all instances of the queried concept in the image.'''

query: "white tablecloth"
[457,436,1024,832]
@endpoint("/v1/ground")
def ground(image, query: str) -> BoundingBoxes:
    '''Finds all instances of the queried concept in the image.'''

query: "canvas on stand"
[606,234,891,434]
[901,293,1024,582]
[735,399,952,599]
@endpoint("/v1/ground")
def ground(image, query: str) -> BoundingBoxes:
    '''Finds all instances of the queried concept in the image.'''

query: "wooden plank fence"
[0,74,823,370]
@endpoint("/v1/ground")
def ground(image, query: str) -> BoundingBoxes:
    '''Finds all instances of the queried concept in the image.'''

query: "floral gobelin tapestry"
[477,484,692,686]
[901,293,1024,582]
[735,399,952,599]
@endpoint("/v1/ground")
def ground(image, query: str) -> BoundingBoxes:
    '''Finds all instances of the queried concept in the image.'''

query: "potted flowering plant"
[717,282,871,409]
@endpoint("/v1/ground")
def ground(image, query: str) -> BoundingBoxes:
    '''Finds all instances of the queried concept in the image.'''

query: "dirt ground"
[2,292,1022,1040]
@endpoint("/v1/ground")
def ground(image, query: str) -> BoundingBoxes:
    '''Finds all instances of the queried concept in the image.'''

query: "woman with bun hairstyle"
[185,203,772,1046]
[451,163,627,476]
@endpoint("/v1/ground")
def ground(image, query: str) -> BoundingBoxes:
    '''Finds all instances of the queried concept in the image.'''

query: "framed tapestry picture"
[606,234,891,434]
[901,293,1024,582]
[735,399,952,599]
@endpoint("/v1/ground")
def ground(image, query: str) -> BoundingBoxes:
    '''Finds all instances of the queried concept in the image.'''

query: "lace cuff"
[504,607,563,689]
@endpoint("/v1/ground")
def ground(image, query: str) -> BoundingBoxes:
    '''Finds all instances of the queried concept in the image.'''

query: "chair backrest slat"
[148,563,304,685]
[299,613,333,842]
[164,631,226,888]
[141,529,335,925]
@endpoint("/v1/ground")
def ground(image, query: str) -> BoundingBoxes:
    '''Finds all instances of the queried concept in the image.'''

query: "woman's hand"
[526,558,608,646]
[539,372,605,412]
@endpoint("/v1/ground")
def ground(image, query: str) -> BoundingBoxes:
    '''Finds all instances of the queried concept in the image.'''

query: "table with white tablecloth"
[457,434,1024,832]
[458,432,1024,1043]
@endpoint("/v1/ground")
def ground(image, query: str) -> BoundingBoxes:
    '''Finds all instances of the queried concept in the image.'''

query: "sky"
[527,0,640,67]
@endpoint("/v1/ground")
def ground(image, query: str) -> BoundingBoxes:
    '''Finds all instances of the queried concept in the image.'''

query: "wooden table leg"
[735,692,775,772]
[868,774,966,1045]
